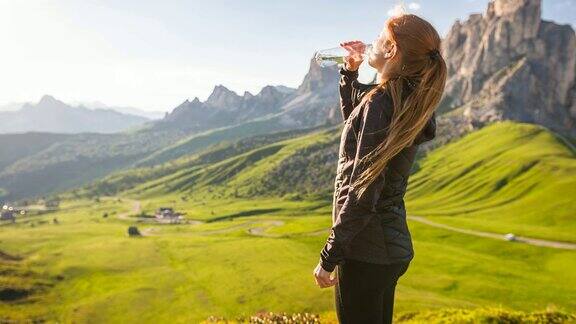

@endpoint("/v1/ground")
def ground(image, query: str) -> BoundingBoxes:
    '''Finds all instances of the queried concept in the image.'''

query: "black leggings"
[334,258,410,324]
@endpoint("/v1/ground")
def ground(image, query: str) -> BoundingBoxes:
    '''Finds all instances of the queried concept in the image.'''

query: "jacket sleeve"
[319,95,393,272]
[339,66,375,122]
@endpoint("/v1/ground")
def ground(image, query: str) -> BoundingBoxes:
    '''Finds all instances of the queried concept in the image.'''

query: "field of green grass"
[406,121,576,243]
[1,121,575,322]
[1,196,575,322]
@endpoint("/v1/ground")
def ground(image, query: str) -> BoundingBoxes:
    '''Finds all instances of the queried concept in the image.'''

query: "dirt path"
[117,199,141,220]
[247,220,285,237]
[110,197,574,250]
[407,215,576,250]
[140,227,159,236]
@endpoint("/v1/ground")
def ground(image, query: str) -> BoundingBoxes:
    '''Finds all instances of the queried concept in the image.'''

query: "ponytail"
[351,14,447,199]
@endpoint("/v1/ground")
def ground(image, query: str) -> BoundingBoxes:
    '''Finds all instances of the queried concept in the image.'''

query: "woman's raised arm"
[338,41,374,122]
[338,66,376,122]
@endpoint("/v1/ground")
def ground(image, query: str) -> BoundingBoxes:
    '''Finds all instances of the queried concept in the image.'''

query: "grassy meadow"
[1,121,575,323]
[406,121,576,243]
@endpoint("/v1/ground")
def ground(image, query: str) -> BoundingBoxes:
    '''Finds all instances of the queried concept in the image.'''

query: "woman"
[312,13,447,324]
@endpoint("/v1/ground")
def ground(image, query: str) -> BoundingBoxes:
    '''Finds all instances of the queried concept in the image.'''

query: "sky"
[0,0,574,112]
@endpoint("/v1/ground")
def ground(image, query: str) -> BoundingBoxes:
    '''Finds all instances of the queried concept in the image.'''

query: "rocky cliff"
[157,84,295,131]
[440,0,575,138]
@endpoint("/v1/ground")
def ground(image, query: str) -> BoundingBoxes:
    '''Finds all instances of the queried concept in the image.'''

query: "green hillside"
[406,121,576,242]
[1,120,575,322]
[0,110,323,201]
[78,124,338,200]
[82,120,575,243]
[134,112,306,167]
[125,127,338,202]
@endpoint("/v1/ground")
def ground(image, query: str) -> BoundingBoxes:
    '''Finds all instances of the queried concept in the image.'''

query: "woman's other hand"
[313,261,337,288]
[340,40,366,71]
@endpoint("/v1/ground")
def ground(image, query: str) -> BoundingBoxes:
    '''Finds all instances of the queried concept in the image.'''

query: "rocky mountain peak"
[441,0,575,137]
[19,95,69,113]
[257,85,280,98]
[296,57,339,95]
[207,84,239,100]
[489,0,540,18]
[205,84,243,110]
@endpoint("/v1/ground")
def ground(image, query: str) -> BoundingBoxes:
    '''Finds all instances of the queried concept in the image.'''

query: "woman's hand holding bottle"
[340,40,366,71]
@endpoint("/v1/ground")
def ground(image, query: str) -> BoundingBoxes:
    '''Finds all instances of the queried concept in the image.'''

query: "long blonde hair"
[353,14,447,199]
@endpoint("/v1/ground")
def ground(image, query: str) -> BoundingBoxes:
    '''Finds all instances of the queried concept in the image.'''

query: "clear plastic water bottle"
[314,42,378,84]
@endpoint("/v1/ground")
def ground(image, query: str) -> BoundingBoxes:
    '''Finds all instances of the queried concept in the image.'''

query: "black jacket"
[319,66,437,272]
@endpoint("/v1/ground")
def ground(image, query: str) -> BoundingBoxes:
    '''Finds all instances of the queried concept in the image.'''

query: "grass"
[1,120,575,322]
[1,194,575,322]
[406,121,576,242]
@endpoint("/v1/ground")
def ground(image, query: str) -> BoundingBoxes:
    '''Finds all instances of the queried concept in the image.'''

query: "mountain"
[0,102,26,112]
[439,0,576,138]
[277,57,341,127]
[0,95,150,134]
[0,63,336,201]
[133,60,340,167]
[3,0,575,201]
[155,84,294,132]
[154,61,337,134]
[69,100,166,120]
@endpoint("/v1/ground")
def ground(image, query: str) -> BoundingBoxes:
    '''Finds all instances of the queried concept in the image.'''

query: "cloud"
[387,2,420,17]
[387,4,407,17]
[408,2,421,10]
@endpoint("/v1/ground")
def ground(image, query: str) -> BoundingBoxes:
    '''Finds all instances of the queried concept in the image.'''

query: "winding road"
[111,197,576,250]
[407,215,576,250]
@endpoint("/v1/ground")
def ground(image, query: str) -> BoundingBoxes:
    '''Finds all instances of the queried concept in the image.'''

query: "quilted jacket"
[319,66,437,272]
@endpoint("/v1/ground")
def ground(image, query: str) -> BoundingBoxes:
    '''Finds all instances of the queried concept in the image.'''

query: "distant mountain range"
[156,85,297,132]
[0,63,334,200]
[0,95,151,134]
[0,102,27,112]
[1,99,165,121]
[68,100,166,120]
[0,0,573,202]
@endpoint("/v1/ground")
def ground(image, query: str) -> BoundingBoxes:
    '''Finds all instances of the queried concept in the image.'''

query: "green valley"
[1,121,575,323]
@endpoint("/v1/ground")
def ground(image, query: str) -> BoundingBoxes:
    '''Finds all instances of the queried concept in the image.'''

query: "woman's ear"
[384,43,396,59]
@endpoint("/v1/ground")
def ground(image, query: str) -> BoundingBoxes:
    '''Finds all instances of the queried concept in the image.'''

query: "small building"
[154,207,184,223]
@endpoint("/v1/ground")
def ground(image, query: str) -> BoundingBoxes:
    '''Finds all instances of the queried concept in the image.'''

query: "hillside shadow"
[206,208,283,223]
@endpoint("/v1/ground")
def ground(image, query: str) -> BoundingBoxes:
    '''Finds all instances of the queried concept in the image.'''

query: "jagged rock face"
[296,58,340,96]
[278,58,340,128]
[205,85,244,111]
[158,57,339,132]
[159,84,294,131]
[441,0,576,137]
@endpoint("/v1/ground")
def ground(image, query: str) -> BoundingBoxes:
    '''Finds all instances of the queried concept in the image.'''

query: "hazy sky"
[1,0,574,112]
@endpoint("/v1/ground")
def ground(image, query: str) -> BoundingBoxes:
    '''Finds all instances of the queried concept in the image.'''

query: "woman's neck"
[377,71,384,83]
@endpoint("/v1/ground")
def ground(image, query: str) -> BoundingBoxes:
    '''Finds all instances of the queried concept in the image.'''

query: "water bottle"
[314,42,378,84]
